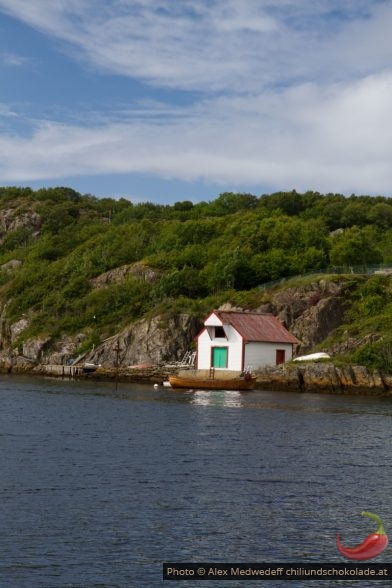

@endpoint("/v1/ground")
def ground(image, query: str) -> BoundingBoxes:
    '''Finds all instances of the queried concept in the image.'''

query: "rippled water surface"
[1,375,392,587]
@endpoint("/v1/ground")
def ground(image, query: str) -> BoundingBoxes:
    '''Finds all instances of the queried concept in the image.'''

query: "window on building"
[214,326,226,338]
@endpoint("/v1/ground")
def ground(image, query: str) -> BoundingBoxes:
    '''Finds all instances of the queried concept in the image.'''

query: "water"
[1,375,392,587]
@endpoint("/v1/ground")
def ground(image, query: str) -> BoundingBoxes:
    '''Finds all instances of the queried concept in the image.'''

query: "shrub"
[350,338,392,373]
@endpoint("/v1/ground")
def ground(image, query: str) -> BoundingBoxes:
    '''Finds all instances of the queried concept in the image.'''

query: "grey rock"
[83,313,201,368]
[90,262,162,288]
[44,333,87,365]
[10,318,29,342]
[1,259,22,272]
[255,362,390,395]
[258,279,347,353]
[22,337,51,362]
[0,209,41,240]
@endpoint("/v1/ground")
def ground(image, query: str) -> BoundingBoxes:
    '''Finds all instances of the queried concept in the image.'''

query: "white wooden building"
[196,310,299,371]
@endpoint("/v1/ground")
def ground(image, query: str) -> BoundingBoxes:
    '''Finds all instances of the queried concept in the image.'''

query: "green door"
[212,347,228,368]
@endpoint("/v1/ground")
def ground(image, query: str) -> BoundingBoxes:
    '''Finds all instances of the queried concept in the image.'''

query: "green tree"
[329,227,382,267]
[250,249,290,284]
[0,227,33,252]
[209,192,258,215]
[340,202,369,227]
[367,203,392,229]
[41,203,80,234]
[153,267,208,299]
[260,189,306,216]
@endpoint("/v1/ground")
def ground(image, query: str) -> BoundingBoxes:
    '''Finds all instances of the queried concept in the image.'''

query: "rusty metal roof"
[216,311,299,344]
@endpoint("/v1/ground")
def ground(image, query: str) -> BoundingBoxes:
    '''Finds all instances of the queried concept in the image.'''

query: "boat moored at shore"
[168,369,256,391]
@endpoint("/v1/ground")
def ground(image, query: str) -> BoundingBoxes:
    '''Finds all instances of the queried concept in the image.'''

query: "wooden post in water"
[113,341,122,390]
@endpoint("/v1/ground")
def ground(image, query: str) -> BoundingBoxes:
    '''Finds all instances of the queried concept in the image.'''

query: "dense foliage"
[0,186,392,366]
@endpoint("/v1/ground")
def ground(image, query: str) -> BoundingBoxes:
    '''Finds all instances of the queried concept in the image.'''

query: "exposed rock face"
[0,312,200,367]
[14,333,88,365]
[290,297,346,351]
[258,279,347,352]
[255,364,300,391]
[0,303,11,352]
[10,317,29,342]
[90,262,162,288]
[0,209,41,240]
[327,333,380,355]
[256,362,392,395]
[22,337,51,362]
[44,333,87,365]
[1,259,22,272]
[83,313,201,368]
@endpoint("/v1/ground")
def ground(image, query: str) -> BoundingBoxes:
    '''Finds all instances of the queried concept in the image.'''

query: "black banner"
[163,562,392,581]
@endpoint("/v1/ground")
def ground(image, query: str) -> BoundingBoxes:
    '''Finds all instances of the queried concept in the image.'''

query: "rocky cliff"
[0,208,41,242]
[82,313,201,367]
[3,312,200,369]
[89,262,162,288]
[255,362,392,395]
[257,278,347,353]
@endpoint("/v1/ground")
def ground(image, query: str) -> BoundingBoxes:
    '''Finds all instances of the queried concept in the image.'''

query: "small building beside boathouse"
[196,310,299,371]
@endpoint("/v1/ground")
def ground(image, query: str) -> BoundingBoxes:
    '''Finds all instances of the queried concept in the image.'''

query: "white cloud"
[0,103,17,117]
[1,71,392,194]
[0,0,389,92]
[0,1,391,196]
[0,51,28,67]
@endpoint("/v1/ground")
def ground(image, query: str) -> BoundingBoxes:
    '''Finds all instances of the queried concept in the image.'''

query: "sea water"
[0,375,391,587]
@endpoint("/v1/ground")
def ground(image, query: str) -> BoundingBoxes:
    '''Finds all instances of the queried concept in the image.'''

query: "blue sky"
[0,0,391,203]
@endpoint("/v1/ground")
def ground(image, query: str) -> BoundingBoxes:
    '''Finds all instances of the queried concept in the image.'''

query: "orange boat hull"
[168,374,256,391]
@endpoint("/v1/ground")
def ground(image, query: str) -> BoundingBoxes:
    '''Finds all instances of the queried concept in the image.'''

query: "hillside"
[0,186,391,372]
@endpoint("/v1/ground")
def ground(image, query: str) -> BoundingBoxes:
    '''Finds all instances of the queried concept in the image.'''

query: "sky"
[0,0,392,204]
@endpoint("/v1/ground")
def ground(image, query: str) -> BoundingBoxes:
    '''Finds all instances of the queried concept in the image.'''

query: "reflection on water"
[172,384,392,417]
[190,389,244,407]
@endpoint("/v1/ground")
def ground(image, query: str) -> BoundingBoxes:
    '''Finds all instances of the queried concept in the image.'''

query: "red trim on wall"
[202,310,219,325]
[196,326,208,342]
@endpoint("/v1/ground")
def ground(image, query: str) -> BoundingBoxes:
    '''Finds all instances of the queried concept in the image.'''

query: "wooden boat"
[168,373,257,391]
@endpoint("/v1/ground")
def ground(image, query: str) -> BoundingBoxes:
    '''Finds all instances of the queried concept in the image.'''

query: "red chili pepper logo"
[337,511,388,561]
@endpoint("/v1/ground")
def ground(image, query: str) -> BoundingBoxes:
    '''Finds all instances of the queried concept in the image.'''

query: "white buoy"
[153,383,159,389]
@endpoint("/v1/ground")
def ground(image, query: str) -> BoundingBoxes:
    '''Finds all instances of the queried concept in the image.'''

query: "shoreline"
[2,361,392,396]
[0,362,180,384]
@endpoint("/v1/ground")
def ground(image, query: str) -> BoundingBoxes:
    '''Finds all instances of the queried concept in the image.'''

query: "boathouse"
[196,310,299,371]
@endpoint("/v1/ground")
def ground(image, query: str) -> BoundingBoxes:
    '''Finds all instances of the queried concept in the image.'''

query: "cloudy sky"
[0,0,391,203]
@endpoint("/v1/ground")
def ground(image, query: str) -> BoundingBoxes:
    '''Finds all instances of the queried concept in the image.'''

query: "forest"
[0,186,391,367]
